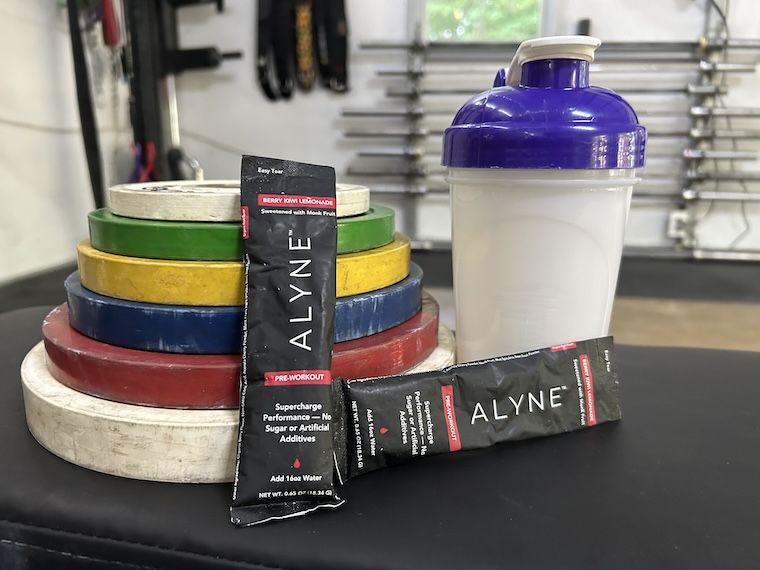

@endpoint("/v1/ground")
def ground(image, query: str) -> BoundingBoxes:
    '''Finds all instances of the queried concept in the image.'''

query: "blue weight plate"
[65,264,423,353]
[65,272,243,355]
[334,262,422,343]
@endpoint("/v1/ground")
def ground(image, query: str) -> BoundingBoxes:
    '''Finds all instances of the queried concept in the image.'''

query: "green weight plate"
[337,205,395,254]
[88,208,244,261]
[90,205,395,260]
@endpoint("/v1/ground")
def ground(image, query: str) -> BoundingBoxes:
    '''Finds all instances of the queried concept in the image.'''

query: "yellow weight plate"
[336,233,410,297]
[78,234,411,304]
[77,240,245,306]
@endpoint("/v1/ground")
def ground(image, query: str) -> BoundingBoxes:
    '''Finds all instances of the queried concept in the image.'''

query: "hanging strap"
[271,0,295,99]
[67,0,105,208]
[312,0,331,87]
[294,0,315,91]
[324,0,348,92]
[256,0,278,100]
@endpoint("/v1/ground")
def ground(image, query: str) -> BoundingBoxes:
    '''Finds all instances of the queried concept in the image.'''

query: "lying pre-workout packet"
[231,155,343,526]
[337,337,619,479]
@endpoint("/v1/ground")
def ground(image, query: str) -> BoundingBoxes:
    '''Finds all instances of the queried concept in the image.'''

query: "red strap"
[101,0,119,48]
[138,142,156,182]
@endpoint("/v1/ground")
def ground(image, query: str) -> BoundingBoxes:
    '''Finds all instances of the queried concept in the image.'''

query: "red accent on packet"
[551,342,577,352]
[579,354,597,426]
[241,206,249,239]
[264,370,332,386]
[441,385,462,452]
[257,194,336,209]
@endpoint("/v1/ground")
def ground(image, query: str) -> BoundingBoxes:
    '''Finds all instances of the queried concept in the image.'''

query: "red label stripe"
[441,385,462,452]
[579,354,597,426]
[264,370,331,386]
[257,194,336,209]
[551,342,577,352]
[240,206,249,239]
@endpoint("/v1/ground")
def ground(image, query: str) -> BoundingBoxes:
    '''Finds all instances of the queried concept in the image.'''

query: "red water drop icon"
[380,427,388,434]
[293,458,301,468]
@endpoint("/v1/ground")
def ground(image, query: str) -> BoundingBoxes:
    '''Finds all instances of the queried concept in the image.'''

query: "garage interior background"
[2,0,760,288]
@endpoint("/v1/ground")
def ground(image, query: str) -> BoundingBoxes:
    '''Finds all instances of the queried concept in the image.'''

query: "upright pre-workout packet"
[231,156,343,526]
[338,337,620,479]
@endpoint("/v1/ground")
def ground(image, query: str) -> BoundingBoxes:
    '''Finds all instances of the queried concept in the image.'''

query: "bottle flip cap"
[503,35,601,86]
[441,35,646,169]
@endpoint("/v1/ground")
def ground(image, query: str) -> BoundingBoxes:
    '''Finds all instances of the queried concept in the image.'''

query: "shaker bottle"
[441,36,646,363]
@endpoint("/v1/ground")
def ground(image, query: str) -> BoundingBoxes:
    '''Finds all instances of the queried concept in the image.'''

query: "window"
[426,0,542,42]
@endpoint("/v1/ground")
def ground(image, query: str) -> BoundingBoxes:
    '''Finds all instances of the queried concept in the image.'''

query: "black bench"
[1,306,758,569]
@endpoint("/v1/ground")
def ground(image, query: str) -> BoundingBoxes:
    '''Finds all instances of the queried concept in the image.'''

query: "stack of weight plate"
[20,180,455,483]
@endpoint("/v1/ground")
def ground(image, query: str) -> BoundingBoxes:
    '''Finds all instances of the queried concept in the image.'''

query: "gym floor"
[2,255,760,352]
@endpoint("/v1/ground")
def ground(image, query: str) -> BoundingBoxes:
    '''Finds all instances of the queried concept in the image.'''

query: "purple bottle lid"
[441,36,646,170]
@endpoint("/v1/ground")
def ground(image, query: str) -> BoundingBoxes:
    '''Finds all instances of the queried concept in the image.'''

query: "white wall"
[175,0,410,176]
[544,0,706,40]
[2,0,759,286]
[1,2,91,284]
[0,1,131,285]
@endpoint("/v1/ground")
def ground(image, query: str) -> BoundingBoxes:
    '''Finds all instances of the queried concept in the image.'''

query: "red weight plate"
[41,295,439,409]
[331,292,439,380]
[42,305,240,409]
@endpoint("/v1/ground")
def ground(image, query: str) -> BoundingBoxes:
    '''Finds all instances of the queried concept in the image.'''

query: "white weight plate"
[109,180,370,222]
[335,183,371,217]
[21,342,238,483]
[109,180,240,222]
[405,324,456,373]
[21,325,452,484]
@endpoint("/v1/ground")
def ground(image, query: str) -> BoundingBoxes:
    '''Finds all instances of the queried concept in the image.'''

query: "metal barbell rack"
[341,31,760,258]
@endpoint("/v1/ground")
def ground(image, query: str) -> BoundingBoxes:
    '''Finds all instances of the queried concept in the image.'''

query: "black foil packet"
[338,337,619,479]
[231,155,343,526]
